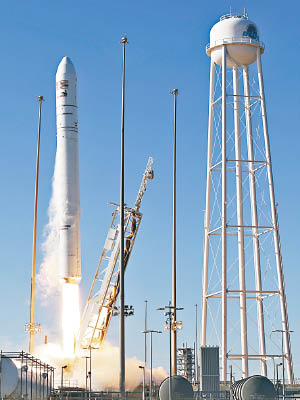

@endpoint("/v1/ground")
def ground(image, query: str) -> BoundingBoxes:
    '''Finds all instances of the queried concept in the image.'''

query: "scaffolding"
[78,158,154,350]
[0,351,55,399]
[177,345,195,384]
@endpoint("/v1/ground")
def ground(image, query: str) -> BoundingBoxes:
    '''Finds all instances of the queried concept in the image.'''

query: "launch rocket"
[56,56,81,284]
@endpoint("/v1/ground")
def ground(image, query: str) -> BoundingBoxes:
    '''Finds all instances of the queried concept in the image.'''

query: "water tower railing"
[206,37,265,52]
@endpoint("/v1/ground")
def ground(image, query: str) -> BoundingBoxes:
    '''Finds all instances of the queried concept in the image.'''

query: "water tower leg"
[232,65,249,378]
[201,59,215,347]
[256,48,294,384]
[242,65,267,377]
[221,45,228,383]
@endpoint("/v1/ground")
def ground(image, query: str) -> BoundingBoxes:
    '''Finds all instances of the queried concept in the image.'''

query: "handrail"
[206,37,265,51]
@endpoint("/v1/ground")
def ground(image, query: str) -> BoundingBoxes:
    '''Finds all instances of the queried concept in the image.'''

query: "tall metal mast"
[120,36,127,400]
[195,304,199,385]
[27,96,44,354]
[170,89,178,376]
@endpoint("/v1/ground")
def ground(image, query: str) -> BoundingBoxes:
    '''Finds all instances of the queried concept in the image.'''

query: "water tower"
[201,14,293,383]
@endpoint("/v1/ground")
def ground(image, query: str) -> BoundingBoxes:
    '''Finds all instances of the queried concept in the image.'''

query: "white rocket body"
[56,56,81,284]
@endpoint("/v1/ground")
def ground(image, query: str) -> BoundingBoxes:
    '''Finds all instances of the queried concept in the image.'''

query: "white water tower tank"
[206,14,264,67]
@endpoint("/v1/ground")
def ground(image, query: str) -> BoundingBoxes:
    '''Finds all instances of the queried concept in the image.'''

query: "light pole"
[144,300,148,372]
[81,356,89,391]
[276,362,283,394]
[170,88,178,376]
[157,302,183,400]
[61,365,67,392]
[89,346,92,393]
[139,365,145,400]
[142,330,162,400]
[119,35,128,400]
[28,95,44,354]
[273,329,293,399]
[195,304,199,387]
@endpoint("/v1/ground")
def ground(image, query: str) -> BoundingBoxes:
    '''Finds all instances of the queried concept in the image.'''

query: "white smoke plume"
[36,157,61,301]
[35,135,167,390]
[35,341,167,391]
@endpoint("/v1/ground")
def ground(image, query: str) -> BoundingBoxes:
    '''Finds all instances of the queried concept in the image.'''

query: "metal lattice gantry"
[201,14,293,383]
[78,158,154,350]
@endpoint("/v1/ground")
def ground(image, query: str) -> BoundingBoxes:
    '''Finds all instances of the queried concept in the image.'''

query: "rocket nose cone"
[56,56,76,76]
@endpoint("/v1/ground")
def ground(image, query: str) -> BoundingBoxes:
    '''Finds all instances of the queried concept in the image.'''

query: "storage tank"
[0,353,54,399]
[206,14,264,67]
[231,375,276,400]
[159,375,194,400]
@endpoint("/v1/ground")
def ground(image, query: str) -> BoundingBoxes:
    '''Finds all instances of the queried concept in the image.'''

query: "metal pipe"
[221,45,227,382]
[0,351,2,398]
[139,366,145,400]
[232,66,248,378]
[25,358,28,397]
[150,332,153,400]
[169,301,172,400]
[243,65,267,376]
[36,359,38,400]
[120,36,128,400]
[144,300,147,372]
[195,304,198,386]
[256,48,294,383]
[201,60,215,347]
[170,88,178,376]
[276,363,280,390]
[30,357,33,400]
[61,366,67,392]
[282,331,285,399]
[89,346,92,393]
[29,95,44,354]
[85,357,88,392]
[142,329,162,400]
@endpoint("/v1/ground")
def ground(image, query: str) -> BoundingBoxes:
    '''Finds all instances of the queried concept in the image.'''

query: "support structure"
[201,14,293,383]
[170,88,178,376]
[144,300,148,374]
[78,158,154,350]
[27,96,44,354]
[157,303,183,400]
[243,65,267,377]
[256,49,293,383]
[120,36,127,400]
[233,65,248,378]
[221,46,227,382]
[195,304,199,385]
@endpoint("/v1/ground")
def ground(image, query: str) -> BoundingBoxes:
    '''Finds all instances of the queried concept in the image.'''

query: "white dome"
[206,15,264,67]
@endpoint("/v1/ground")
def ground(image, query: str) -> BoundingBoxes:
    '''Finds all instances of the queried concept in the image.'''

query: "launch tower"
[201,14,293,382]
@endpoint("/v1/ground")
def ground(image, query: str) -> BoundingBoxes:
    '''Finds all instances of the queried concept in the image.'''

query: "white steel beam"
[233,65,248,378]
[201,59,215,346]
[256,48,294,383]
[243,65,267,376]
[221,46,227,382]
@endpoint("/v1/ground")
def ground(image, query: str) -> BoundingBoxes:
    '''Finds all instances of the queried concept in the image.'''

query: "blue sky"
[0,0,300,382]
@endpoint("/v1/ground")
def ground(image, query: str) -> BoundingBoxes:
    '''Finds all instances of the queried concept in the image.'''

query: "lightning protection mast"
[201,14,293,383]
[26,96,44,353]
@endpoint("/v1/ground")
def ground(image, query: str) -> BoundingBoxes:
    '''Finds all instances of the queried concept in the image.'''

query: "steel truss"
[78,158,154,349]
[0,351,55,399]
[201,47,293,383]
